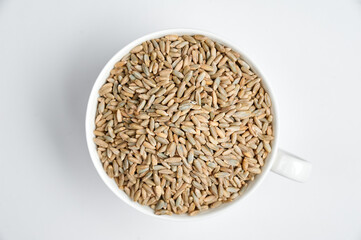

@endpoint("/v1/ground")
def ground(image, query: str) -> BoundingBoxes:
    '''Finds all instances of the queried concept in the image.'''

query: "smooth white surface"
[272,149,312,182]
[85,28,282,221]
[0,0,360,239]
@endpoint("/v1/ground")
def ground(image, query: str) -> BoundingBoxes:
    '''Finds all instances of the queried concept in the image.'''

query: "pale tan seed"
[130,45,143,53]
[183,35,197,44]
[165,157,182,163]
[171,127,185,136]
[201,64,214,71]
[155,136,169,145]
[155,186,162,199]
[248,167,261,174]
[263,141,272,153]
[214,172,230,178]
[93,138,108,148]
[143,141,155,149]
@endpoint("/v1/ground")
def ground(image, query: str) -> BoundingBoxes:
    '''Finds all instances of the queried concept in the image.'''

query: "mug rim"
[85,28,279,221]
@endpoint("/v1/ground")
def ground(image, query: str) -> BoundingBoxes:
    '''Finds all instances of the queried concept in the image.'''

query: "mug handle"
[271,149,312,182]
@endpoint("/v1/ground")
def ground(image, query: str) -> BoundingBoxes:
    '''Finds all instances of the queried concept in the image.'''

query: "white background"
[1,0,361,239]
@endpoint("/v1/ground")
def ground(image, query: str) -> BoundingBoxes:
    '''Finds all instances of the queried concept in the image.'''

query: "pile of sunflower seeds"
[93,34,273,216]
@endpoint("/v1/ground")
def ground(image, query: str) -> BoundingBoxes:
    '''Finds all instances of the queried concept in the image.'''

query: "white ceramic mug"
[85,29,312,220]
